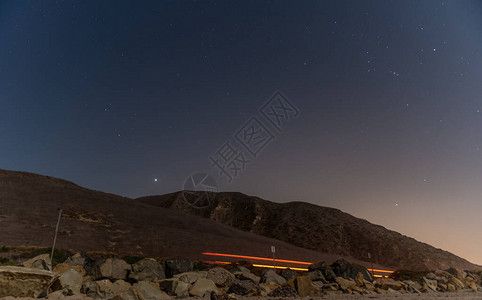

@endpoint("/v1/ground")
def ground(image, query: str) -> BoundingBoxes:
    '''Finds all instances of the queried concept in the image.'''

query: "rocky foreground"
[1,252,482,299]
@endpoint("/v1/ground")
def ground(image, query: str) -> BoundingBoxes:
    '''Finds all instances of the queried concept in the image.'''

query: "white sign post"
[271,246,276,270]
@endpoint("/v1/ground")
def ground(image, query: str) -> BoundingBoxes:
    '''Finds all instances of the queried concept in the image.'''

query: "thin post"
[368,252,374,277]
[51,209,63,260]
[271,245,276,270]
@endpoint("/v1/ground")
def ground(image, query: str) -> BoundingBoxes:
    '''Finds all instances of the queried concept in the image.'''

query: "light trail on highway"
[203,252,395,277]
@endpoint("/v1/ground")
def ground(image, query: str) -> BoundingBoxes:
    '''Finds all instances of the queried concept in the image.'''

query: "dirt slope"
[137,191,480,271]
[0,169,367,266]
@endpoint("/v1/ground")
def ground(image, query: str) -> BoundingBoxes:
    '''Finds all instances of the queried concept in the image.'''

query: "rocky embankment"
[1,253,481,299]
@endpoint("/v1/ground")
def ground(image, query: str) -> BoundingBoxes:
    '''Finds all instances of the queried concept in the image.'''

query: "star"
[154,178,158,182]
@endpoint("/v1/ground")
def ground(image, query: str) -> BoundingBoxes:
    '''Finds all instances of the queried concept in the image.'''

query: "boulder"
[174,280,190,297]
[129,258,165,282]
[282,278,295,288]
[228,279,257,295]
[306,270,326,282]
[22,254,52,271]
[259,282,280,296]
[331,259,372,282]
[294,276,317,297]
[52,268,83,295]
[164,258,193,277]
[447,268,466,281]
[81,280,103,298]
[132,281,170,300]
[469,281,478,292]
[403,280,421,293]
[230,265,250,274]
[422,277,437,292]
[335,277,356,293]
[189,278,218,297]
[354,272,364,287]
[91,258,131,281]
[110,290,138,300]
[374,277,404,291]
[0,266,55,298]
[65,252,95,275]
[308,261,336,282]
[111,280,133,294]
[261,269,286,285]
[206,267,236,288]
[96,279,114,296]
[53,263,86,276]
[234,272,260,284]
[280,268,298,281]
[158,278,179,295]
[449,277,464,289]
[64,253,86,266]
[175,271,207,284]
[268,286,298,297]
[446,283,456,292]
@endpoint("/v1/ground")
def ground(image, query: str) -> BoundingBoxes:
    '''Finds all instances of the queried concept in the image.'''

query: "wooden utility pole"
[51,209,62,260]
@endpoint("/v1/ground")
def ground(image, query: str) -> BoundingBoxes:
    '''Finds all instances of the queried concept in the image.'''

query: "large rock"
[268,286,298,297]
[449,277,464,290]
[447,268,466,281]
[335,276,357,293]
[228,279,257,295]
[164,258,193,277]
[65,252,95,274]
[422,277,438,292]
[206,267,236,288]
[294,276,317,297]
[132,281,170,300]
[280,268,298,281]
[235,272,260,284]
[22,254,52,271]
[403,280,421,294]
[259,282,280,296]
[189,278,218,297]
[52,268,83,295]
[91,258,131,280]
[230,265,250,274]
[158,278,190,297]
[175,271,207,284]
[111,280,133,294]
[374,277,404,291]
[81,280,103,298]
[64,253,86,266]
[158,278,179,295]
[174,280,190,297]
[53,263,86,276]
[0,266,55,298]
[261,269,286,285]
[129,258,165,282]
[308,261,336,282]
[331,259,372,282]
[306,270,326,282]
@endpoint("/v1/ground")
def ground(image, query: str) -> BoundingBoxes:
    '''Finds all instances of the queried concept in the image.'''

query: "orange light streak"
[202,252,394,275]
[252,264,309,271]
[204,260,231,265]
[367,269,394,273]
[202,252,312,265]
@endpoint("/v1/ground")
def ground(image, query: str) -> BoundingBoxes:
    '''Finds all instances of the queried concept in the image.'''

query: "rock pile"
[0,254,481,299]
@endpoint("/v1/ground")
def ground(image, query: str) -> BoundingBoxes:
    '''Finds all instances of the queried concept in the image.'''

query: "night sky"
[1,1,482,264]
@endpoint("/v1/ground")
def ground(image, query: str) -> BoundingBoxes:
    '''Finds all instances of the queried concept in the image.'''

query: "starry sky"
[1,0,482,264]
